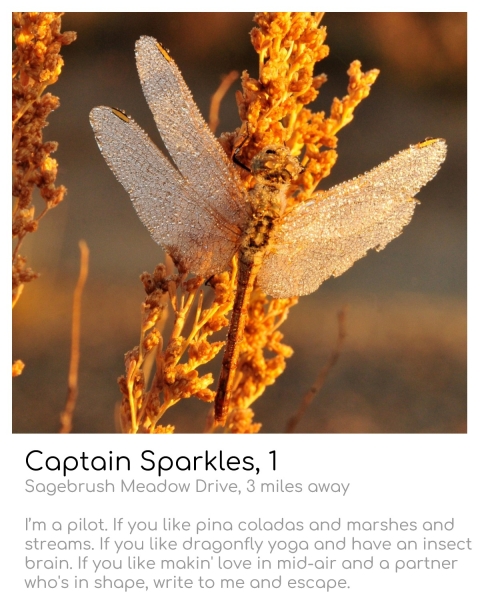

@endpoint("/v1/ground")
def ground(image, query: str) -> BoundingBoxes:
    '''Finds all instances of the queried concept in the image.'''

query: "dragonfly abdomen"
[214,257,262,425]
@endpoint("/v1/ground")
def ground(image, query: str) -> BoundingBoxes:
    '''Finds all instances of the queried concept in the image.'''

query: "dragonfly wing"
[135,36,248,230]
[90,106,240,277]
[258,139,447,298]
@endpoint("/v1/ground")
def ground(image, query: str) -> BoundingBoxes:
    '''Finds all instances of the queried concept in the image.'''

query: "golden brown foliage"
[12,12,76,308]
[220,12,379,201]
[118,262,235,433]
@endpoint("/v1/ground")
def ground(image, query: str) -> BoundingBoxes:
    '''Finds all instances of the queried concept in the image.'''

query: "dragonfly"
[90,36,447,426]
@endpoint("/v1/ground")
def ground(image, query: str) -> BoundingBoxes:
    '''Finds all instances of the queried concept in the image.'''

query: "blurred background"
[12,12,467,434]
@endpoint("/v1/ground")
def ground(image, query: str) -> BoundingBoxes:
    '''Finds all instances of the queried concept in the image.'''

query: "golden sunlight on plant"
[12,13,76,312]
[119,12,378,434]
[220,12,379,201]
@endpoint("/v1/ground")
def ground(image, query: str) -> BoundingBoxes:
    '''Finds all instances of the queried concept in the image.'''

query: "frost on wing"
[134,36,248,234]
[89,106,242,277]
[258,139,447,298]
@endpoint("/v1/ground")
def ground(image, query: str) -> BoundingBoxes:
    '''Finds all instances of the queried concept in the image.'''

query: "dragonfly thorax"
[251,145,302,188]
[249,145,302,219]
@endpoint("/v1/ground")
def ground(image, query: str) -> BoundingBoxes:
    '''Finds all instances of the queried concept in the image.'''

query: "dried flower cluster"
[120,12,378,433]
[220,12,379,201]
[12,359,25,378]
[118,262,234,433]
[12,12,76,309]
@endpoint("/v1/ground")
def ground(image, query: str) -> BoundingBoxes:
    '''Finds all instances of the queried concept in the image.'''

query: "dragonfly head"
[251,145,302,188]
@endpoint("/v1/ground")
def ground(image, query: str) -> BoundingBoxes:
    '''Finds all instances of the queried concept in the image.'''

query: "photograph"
[12,12,467,434]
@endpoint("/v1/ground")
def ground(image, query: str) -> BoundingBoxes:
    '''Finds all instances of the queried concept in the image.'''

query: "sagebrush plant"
[12,12,76,376]
[119,12,379,434]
